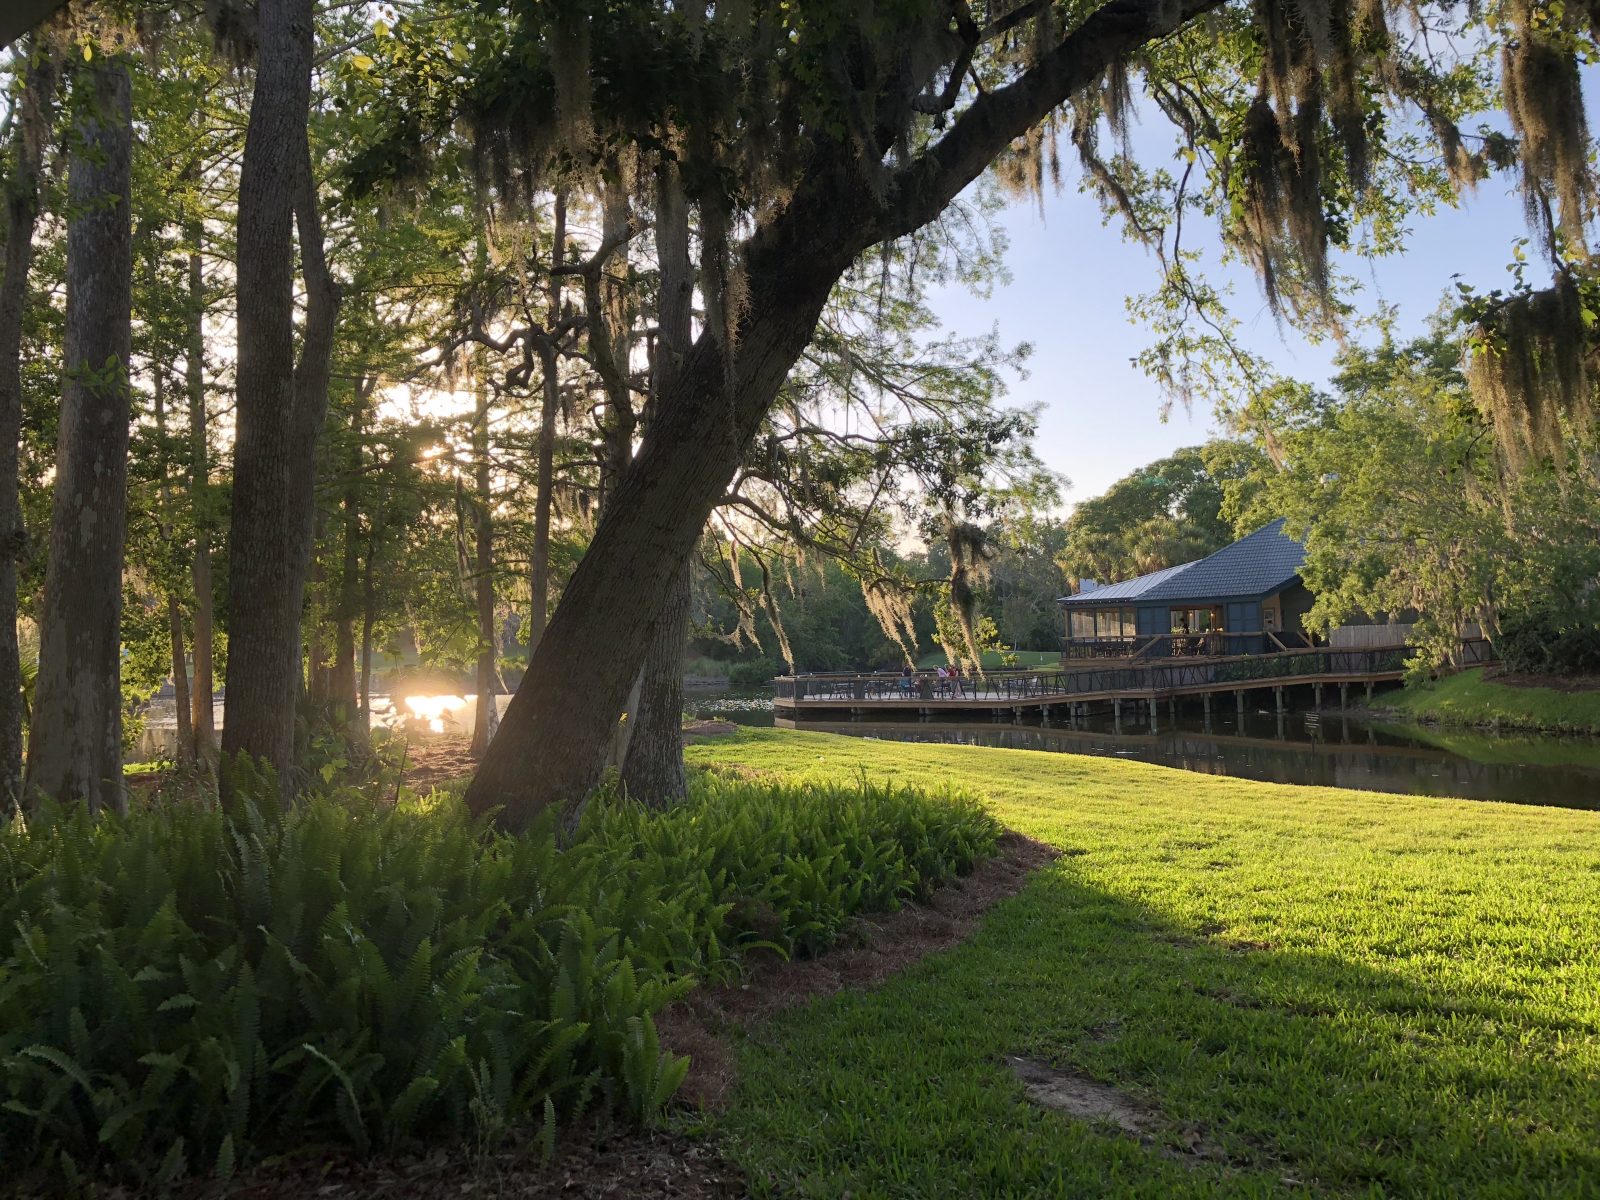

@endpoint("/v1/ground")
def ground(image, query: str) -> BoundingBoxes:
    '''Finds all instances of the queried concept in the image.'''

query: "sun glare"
[403,694,468,733]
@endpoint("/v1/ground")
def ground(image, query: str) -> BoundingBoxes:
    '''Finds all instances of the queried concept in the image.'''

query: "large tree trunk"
[0,46,53,806]
[221,0,340,796]
[526,196,565,655]
[620,162,695,805]
[26,57,133,814]
[470,379,499,757]
[465,228,847,826]
[185,245,217,761]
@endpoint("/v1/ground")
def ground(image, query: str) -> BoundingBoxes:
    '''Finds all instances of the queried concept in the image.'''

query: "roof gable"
[1139,519,1304,602]
[1057,519,1305,607]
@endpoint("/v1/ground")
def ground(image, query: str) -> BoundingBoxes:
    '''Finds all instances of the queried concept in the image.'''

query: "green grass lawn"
[685,728,1600,1198]
[1383,667,1600,734]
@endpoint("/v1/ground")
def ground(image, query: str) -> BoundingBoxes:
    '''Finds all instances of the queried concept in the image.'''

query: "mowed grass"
[1386,667,1600,734]
[686,728,1600,1199]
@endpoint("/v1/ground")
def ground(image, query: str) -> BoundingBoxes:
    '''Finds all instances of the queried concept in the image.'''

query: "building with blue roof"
[1057,520,1315,658]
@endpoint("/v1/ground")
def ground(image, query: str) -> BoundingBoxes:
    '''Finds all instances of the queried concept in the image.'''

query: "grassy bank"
[1381,666,1600,734]
[688,729,1600,1198]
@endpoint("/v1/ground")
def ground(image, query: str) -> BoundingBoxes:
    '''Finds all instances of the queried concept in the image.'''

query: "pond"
[776,701,1600,810]
[136,686,1600,810]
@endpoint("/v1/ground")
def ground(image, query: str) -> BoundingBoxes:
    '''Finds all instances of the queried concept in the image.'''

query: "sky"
[926,165,1542,510]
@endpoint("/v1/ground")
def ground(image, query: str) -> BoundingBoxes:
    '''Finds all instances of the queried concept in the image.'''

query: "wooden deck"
[774,642,1494,722]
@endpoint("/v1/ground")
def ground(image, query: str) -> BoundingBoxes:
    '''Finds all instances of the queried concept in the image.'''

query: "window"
[1170,607,1224,634]
[1069,608,1135,640]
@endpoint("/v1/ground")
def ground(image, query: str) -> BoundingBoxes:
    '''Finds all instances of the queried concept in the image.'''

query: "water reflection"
[780,707,1600,810]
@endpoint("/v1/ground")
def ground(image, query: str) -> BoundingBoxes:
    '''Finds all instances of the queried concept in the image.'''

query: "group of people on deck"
[897,662,968,698]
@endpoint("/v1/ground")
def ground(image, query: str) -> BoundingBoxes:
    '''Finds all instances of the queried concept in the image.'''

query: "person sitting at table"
[935,664,950,697]
[899,663,914,694]
[949,663,966,698]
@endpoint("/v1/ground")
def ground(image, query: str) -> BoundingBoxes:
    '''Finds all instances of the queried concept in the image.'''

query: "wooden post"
[1313,683,1322,708]
[1365,680,1374,702]
[1340,682,1349,710]
[1236,690,1245,718]
[1274,686,1285,713]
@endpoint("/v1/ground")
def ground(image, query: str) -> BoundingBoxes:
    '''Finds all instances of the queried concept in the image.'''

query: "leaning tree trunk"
[221,0,340,796]
[26,56,133,815]
[465,223,848,827]
[185,245,217,761]
[463,0,1212,828]
[470,378,499,757]
[620,162,696,805]
[0,45,54,806]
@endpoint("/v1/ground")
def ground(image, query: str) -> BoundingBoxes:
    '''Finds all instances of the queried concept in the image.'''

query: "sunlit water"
[780,705,1600,810]
[133,685,1599,810]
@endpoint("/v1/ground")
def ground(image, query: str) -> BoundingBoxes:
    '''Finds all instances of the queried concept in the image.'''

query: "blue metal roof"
[1056,560,1194,606]
[1058,520,1305,607]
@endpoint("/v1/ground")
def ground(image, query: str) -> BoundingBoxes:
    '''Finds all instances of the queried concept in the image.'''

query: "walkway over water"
[774,643,1495,722]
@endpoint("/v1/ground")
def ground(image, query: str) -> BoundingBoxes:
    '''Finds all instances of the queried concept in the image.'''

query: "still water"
[775,703,1600,810]
[139,687,1600,810]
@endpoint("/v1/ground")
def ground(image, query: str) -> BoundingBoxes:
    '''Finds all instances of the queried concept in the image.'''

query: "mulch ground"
[657,830,1060,1110]
[1485,668,1600,693]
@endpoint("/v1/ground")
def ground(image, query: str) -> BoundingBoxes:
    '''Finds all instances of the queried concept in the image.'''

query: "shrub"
[1496,602,1600,676]
[727,658,780,689]
[0,762,997,1188]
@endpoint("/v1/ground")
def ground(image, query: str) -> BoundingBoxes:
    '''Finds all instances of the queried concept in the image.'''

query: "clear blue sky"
[927,171,1540,509]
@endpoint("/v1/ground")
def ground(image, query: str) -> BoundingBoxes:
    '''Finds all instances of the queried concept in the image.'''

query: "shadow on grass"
[708,862,1600,1199]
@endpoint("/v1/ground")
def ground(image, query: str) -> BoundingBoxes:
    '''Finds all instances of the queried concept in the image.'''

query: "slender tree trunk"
[359,533,377,719]
[26,57,133,814]
[621,162,696,804]
[222,0,341,796]
[527,196,565,655]
[329,388,365,736]
[154,372,193,764]
[167,597,192,762]
[305,506,331,706]
[470,379,499,757]
[0,47,53,806]
[185,245,217,760]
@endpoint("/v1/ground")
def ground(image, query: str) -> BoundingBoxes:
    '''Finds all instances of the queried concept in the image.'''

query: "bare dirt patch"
[1007,1056,1152,1135]
[1007,1057,1229,1168]
[682,719,740,742]
[659,830,1060,1110]
[183,1124,743,1200]
[1486,669,1600,694]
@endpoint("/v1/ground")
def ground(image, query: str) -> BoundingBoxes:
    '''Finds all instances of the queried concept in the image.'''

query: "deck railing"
[773,640,1496,704]
[1062,631,1319,660]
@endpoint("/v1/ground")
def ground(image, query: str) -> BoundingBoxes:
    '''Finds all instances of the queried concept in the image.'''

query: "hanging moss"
[1467,273,1595,470]
[1501,0,1594,250]
[945,517,993,672]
